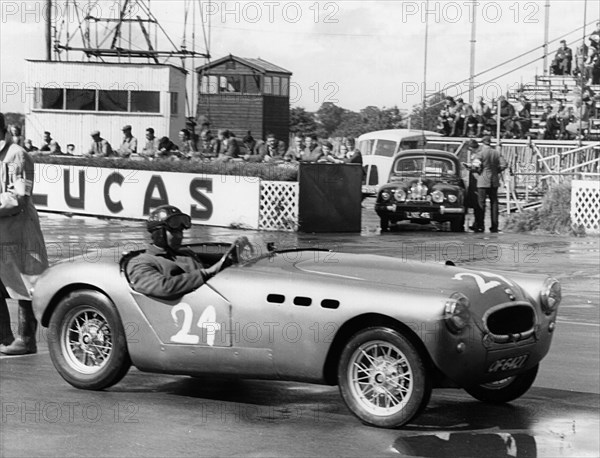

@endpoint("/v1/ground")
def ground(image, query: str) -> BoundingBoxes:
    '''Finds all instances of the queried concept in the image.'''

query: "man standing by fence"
[472,136,508,233]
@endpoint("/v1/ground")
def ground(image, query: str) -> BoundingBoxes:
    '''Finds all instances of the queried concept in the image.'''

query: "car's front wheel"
[338,327,431,428]
[464,364,539,403]
[48,290,131,390]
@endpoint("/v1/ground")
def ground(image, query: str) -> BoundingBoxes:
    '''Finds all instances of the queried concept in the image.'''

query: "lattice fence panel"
[259,181,299,231]
[571,180,600,234]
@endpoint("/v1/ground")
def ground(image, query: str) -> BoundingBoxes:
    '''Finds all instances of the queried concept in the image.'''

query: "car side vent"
[321,299,340,309]
[267,294,285,304]
[293,296,312,307]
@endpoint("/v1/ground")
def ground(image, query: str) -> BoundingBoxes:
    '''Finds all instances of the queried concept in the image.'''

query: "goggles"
[165,214,192,231]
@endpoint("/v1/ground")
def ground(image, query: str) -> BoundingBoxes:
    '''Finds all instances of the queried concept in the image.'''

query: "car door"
[131,285,232,347]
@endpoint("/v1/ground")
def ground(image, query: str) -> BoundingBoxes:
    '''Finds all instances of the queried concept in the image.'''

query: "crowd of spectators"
[437,94,534,140]
[552,23,600,85]
[11,122,363,166]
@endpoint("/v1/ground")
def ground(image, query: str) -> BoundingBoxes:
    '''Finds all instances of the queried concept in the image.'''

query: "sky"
[1,0,599,115]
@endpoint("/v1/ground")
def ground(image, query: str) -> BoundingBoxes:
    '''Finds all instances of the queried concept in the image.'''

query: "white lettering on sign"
[170,303,220,346]
[453,272,500,294]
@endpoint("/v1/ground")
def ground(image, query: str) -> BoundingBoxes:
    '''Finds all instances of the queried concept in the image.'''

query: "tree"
[290,107,319,136]
[316,102,345,136]
[409,92,445,132]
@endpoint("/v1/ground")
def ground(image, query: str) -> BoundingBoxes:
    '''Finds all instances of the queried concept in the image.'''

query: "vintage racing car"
[32,238,561,428]
[375,149,467,232]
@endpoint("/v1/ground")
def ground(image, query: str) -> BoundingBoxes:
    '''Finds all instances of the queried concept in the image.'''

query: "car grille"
[407,195,430,202]
[483,302,536,343]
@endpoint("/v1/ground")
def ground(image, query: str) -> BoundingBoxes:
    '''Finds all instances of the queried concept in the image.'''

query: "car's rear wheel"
[338,327,431,428]
[464,364,538,403]
[450,215,465,232]
[48,290,131,390]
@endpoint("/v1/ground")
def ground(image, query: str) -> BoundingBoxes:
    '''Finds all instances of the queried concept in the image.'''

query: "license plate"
[407,212,430,219]
[488,354,529,373]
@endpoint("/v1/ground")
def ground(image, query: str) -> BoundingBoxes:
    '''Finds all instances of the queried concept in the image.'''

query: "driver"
[126,205,232,299]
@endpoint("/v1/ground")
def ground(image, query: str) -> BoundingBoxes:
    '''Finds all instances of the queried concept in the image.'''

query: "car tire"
[48,290,131,390]
[464,364,539,403]
[450,215,465,232]
[338,327,431,428]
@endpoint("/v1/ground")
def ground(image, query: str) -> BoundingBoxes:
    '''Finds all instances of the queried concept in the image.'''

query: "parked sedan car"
[375,149,467,232]
[32,239,561,428]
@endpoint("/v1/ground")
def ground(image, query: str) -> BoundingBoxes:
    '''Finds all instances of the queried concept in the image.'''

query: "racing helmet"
[147,205,192,233]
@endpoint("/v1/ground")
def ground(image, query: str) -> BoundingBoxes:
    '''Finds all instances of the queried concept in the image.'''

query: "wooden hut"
[195,55,292,142]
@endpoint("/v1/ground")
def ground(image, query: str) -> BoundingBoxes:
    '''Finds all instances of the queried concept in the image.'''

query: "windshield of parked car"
[393,156,456,176]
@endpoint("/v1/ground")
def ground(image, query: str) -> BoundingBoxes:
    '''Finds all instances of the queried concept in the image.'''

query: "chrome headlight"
[540,278,561,314]
[444,292,471,334]
[380,190,391,201]
[447,194,458,203]
[394,189,407,202]
[431,190,444,203]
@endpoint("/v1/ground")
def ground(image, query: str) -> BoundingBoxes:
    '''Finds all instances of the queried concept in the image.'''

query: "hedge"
[32,155,299,182]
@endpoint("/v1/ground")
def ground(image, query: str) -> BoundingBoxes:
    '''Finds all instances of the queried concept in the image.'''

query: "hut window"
[219,75,242,93]
[130,91,160,113]
[170,92,178,116]
[201,76,219,94]
[244,75,261,94]
[281,77,289,97]
[264,76,272,94]
[66,89,96,111]
[98,90,128,112]
[273,77,280,96]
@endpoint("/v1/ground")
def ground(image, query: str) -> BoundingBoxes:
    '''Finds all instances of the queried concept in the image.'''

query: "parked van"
[358,129,442,195]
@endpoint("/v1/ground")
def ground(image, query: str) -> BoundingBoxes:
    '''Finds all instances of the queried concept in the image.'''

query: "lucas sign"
[32,164,261,229]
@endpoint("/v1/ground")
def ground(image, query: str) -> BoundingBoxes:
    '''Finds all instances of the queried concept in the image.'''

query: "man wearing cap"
[117,125,138,158]
[86,130,114,157]
[471,136,508,233]
[552,40,573,75]
[125,205,244,299]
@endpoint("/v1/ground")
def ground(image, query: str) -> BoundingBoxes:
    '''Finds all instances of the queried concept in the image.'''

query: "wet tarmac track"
[1,204,599,457]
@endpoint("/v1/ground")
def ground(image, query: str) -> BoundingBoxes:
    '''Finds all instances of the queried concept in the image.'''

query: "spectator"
[117,125,138,158]
[178,128,197,158]
[141,127,159,159]
[247,133,285,162]
[39,131,61,155]
[461,139,482,231]
[10,126,24,147]
[539,104,560,140]
[0,112,48,355]
[438,96,457,136]
[284,133,304,162]
[514,96,532,139]
[66,144,75,155]
[565,98,590,139]
[496,96,516,137]
[242,131,256,156]
[198,130,219,158]
[23,139,38,153]
[592,53,600,85]
[450,98,466,137]
[471,136,507,233]
[157,136,178,159]
[553,101,572,139]
[462,103,478,137]
[552,40,573,75]
[328,137,363,165]
[86,131,114,157]
[473,96,493,137]
[320,141,334,161]
[300,134,323,162]
[215,129,240,162]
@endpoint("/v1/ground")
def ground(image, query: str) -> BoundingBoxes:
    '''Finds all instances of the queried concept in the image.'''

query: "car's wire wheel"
[48,290,131,390]
[348,340,413,416]
[61,306,113,374]
[338,327,431,428]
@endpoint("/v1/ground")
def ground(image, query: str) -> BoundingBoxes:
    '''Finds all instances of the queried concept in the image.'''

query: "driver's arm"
[126,253,213,299]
